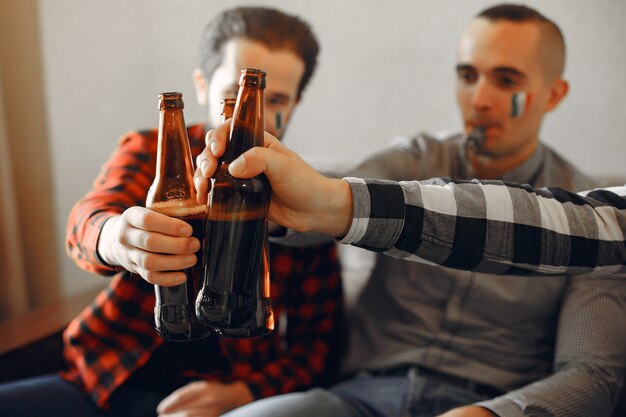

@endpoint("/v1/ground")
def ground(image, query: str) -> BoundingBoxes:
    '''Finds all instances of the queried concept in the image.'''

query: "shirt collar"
[500,143,545,184]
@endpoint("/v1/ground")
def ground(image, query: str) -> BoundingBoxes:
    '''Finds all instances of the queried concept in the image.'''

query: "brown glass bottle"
[146,92,211,341]
[196,69,274,338]
[220,98,237,122]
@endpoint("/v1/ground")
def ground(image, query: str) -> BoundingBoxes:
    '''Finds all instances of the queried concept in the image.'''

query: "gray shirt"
[341,132,624,417]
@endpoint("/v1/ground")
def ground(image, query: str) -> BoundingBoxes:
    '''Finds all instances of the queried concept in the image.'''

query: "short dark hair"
[476,4,566,79]
[199,7,320,99]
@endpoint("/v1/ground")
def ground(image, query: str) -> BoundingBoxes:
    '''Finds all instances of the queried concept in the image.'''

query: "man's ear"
[544,78,569,112]
[193,69,208,106]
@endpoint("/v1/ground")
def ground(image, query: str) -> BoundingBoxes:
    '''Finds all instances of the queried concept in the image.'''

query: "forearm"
[66,199,123,275]
[341,177,626,275]
[66,131,156,275]
[478,366,624,417]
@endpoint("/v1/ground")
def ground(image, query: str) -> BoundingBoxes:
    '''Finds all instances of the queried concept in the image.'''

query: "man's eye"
[458,70,477,83]
[267,97,288,107]
[496,77,517,88]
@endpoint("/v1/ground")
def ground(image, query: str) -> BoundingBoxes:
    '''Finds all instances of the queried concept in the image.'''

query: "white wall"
[37,0,626,297]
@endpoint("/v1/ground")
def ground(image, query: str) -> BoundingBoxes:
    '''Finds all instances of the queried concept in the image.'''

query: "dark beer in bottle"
[196,69,274,338]
[146,92,211,341]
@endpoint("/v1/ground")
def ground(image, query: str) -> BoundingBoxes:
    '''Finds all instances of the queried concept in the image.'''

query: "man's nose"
[470,77,494,111]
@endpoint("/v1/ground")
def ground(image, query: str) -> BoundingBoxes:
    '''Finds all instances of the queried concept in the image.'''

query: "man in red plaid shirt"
[0,7,342,417]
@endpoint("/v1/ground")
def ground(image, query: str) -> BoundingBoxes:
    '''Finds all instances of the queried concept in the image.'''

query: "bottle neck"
[155,108,195,180]
[222,86,264,164]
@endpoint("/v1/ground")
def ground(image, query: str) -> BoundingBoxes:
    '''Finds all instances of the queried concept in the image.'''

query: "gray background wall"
[35,0,626,297]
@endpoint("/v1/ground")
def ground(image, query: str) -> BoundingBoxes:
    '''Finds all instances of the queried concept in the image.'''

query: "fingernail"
[185,255,197,265]
[200,159,209,175]
[210,141,219,155]
[229,156,245,174]
[190,239,201,252]
[180,224,192,236]
[169,273,186,286]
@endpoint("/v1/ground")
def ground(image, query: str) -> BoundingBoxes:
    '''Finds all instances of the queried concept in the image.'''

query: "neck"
[470,140,538,180]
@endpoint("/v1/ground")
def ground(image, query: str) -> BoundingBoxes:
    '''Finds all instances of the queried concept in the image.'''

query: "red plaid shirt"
[63,124,343,408]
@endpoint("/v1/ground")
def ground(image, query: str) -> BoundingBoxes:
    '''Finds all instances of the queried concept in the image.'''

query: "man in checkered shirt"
[197,4,625,417]
[0,7,344,417]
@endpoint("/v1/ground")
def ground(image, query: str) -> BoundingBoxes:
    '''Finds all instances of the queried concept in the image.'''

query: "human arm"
[342,177,626,275]
[66,131,200,285]
[475,274,626,417]
[194,122,626,275]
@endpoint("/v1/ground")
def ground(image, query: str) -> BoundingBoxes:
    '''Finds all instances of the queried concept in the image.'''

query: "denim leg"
[331,373,409,417]
[0,374,111,417]
[402,368,492,417]
[107,383,164,417]
[222,388,361,417]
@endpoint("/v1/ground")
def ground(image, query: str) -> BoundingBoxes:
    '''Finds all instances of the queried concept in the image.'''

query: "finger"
[196,147,217,178]
[203,122,229,158]
[138,269,188,286]
[125,207,192,237]
[157,381,212,413]
[229,145,290,180]
[194,168,209,205]
[124,228,200,255]
[228,132,291,178]
[262,130,284,150]
[127,250,197,279]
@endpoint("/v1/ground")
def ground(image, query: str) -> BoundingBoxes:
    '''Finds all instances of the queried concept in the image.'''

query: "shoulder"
[347,131,461,180]
[390,131,461,151]
[117,128,159,154]
[540,143,598,191]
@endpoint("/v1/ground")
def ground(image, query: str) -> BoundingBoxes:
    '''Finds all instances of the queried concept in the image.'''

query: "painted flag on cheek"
[511,92,531,118]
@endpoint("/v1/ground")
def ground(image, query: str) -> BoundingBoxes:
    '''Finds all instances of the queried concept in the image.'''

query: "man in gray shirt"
[218,4,624,417]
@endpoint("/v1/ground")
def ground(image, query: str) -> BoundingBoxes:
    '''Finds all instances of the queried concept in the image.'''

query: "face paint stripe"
[510,92,528,118]
[275,112,282,130]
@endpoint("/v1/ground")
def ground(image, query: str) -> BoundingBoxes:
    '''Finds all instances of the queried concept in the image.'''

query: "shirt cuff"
[338,177,405,252]
[338,177,370,245]
[475,398,525,417]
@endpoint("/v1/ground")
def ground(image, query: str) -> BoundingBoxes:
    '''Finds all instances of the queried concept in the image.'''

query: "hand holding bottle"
[194,122,353,239]
[97,207,200,286]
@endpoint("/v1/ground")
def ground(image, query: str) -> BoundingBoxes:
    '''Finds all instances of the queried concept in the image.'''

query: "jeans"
[222,367,492,417]
[0,374,162,417]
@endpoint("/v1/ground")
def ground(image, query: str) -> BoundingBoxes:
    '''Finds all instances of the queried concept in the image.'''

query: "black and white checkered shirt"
[342,177,626,275]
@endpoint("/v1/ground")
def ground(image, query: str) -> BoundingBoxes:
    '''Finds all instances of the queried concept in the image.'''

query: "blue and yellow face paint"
[510,92,530,118]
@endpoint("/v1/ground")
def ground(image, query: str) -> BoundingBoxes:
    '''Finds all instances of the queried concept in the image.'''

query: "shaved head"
[476,4,565,81]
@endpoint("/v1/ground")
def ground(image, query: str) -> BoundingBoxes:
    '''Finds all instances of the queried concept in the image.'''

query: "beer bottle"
[196,69,274,337]
[146,92,211,341]
[220,98,237,123]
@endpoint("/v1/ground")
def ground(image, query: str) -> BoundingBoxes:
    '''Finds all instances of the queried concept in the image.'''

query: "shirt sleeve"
[222,243,343,398]
[65,131,157,276]
[477,274,626,417]
[341,177,626,275]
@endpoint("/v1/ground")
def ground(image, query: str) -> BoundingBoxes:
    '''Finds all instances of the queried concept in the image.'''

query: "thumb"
[228,147,273,179]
